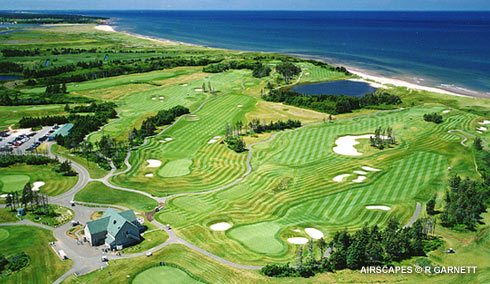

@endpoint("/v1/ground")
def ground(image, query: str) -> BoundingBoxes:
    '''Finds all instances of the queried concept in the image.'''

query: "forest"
[261,89,402,114]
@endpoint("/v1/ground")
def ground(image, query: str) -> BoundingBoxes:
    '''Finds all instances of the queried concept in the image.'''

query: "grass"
[74,181,158,212]
[157,158,193,177]
[51,144,109,180]
[133,266,203,284]
[122,228,168,254]
[0,208,18,223]
[21,204,74,227]
[0,104,67,130]
[0,226,72,284]
[0,163,78,196]
[152,105,480,265]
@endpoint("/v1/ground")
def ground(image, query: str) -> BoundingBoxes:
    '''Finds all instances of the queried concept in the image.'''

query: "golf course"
[0,18,489,284]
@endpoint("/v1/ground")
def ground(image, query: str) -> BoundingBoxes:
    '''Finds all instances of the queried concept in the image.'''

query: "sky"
[1,0,489,11]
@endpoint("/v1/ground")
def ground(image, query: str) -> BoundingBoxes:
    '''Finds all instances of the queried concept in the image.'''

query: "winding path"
[448,129,489,150]
[3,79,427,283]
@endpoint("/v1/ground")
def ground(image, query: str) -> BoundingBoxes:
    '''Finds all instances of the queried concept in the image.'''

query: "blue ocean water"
[60,11,490,96]
[292,80,378,97]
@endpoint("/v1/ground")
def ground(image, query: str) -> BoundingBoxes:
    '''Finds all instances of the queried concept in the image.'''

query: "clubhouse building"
[84,208,143,249]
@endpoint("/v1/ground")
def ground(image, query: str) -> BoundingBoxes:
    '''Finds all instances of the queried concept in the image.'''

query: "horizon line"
[1,9,490,12]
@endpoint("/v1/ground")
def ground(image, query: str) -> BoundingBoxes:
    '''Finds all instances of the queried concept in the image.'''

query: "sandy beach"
[95,24,480,98]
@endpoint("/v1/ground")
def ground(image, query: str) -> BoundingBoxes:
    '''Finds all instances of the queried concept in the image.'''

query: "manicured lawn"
[0,226,72,284]
[0,164,77,196]
[122,229,168,254]
[157,158,193,178]
[0,104,67,130]
[74,181,157,212]
[0,208,18,223]
[22,204,74,228]
[51,144,109,180]
[133,266,203,284]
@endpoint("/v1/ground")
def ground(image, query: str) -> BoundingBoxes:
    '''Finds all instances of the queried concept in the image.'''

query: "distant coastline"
[94,24,473,98]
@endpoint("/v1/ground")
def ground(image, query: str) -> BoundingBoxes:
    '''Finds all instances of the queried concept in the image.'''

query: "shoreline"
[93,24,484,99]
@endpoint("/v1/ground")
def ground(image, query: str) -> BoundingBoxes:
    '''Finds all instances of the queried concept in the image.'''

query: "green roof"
[86,209,139,237]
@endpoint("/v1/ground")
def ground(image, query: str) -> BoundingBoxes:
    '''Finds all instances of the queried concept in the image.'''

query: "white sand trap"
[159,97,164,99]
[305,228,324,239]
[151,97,156,100]
[0,194,8,198]
[145,174,154,178]
[333,134,377,156]
[237,105,243,108]
[478,127,487,131]
[305,73,310,75]
[95,25,115,32]
[159,140,166,143]
[479,120,490,125]
[210,222,231,231]
[194,88,203,92]
[352,176,367,183]
[442,110,451,114]
[477,131,483,134]
[333,174,351,182]
[180,83,188,86]
[208,139,218,144]
[366,205,391,211]
[165,138,173,141]
[354,170,367,175]
[362,166,381,172]
[146,159,162,168]
[293,229,301,233]
[32,181,45,192]
[288,237,309,244]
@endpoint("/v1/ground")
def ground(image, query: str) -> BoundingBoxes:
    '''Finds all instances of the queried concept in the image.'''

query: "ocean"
[59,11,490,96]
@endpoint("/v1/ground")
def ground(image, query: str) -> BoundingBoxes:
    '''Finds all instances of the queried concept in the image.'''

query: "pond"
[0,76,22,81]
[291,80,378,98]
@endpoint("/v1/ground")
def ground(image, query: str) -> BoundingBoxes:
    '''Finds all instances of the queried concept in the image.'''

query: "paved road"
[403,202,422,228]
[448,129,489,150]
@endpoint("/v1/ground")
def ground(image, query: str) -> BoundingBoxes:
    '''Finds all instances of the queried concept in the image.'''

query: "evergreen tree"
[474,137,483,150]
[426,194,437,215]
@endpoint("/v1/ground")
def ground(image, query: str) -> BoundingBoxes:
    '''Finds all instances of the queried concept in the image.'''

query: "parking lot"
[0,125,60,154]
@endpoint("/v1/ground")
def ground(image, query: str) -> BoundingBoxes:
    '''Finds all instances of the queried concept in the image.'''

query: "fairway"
[133,266,204,284]
[0,226,71,284]
[157,158,193,177]
[0,174,30,192]
[0,164,78,196]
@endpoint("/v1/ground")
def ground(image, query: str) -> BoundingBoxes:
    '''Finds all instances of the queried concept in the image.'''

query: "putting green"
[228,222,284,255]
[0,175,30,192]
[157,159,193,178]
[133,266,203,284]
[0,229,9,241]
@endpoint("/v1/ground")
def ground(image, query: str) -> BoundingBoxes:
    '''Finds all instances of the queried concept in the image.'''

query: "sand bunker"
[32,181,45,192]
[479,120,490,125]
[333,134,376,156]
[237,105,243,108]
[352,176,367,183]
[354,170,367,175]
[95,25,115,32]
[145,174,154,178]
[366,205,391,211]
[146,159,162,168]
[194,88,203,92]
[477,131,483,134]
[333,174,351,182]
[208,136,221,144]
[210,222,232,231]
[151,97,156,100]
[180,83,188,86]
[362,166,381,172]
[442,110,451,114]
[293,229,301,233]
[186,115,200,121]
[478,127,487,131]
[288,237,309,244]
[305,228,324,239]
[165,138,173,141]
[159,96,164,99]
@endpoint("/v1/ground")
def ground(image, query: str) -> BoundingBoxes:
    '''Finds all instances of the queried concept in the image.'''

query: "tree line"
[262,218,441,278]
[19,115,68,128]
[203,60,271,78]
[128,105,190,147]
[276,62,302,83]
[0,89,93,107]
[261,90,402,115]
